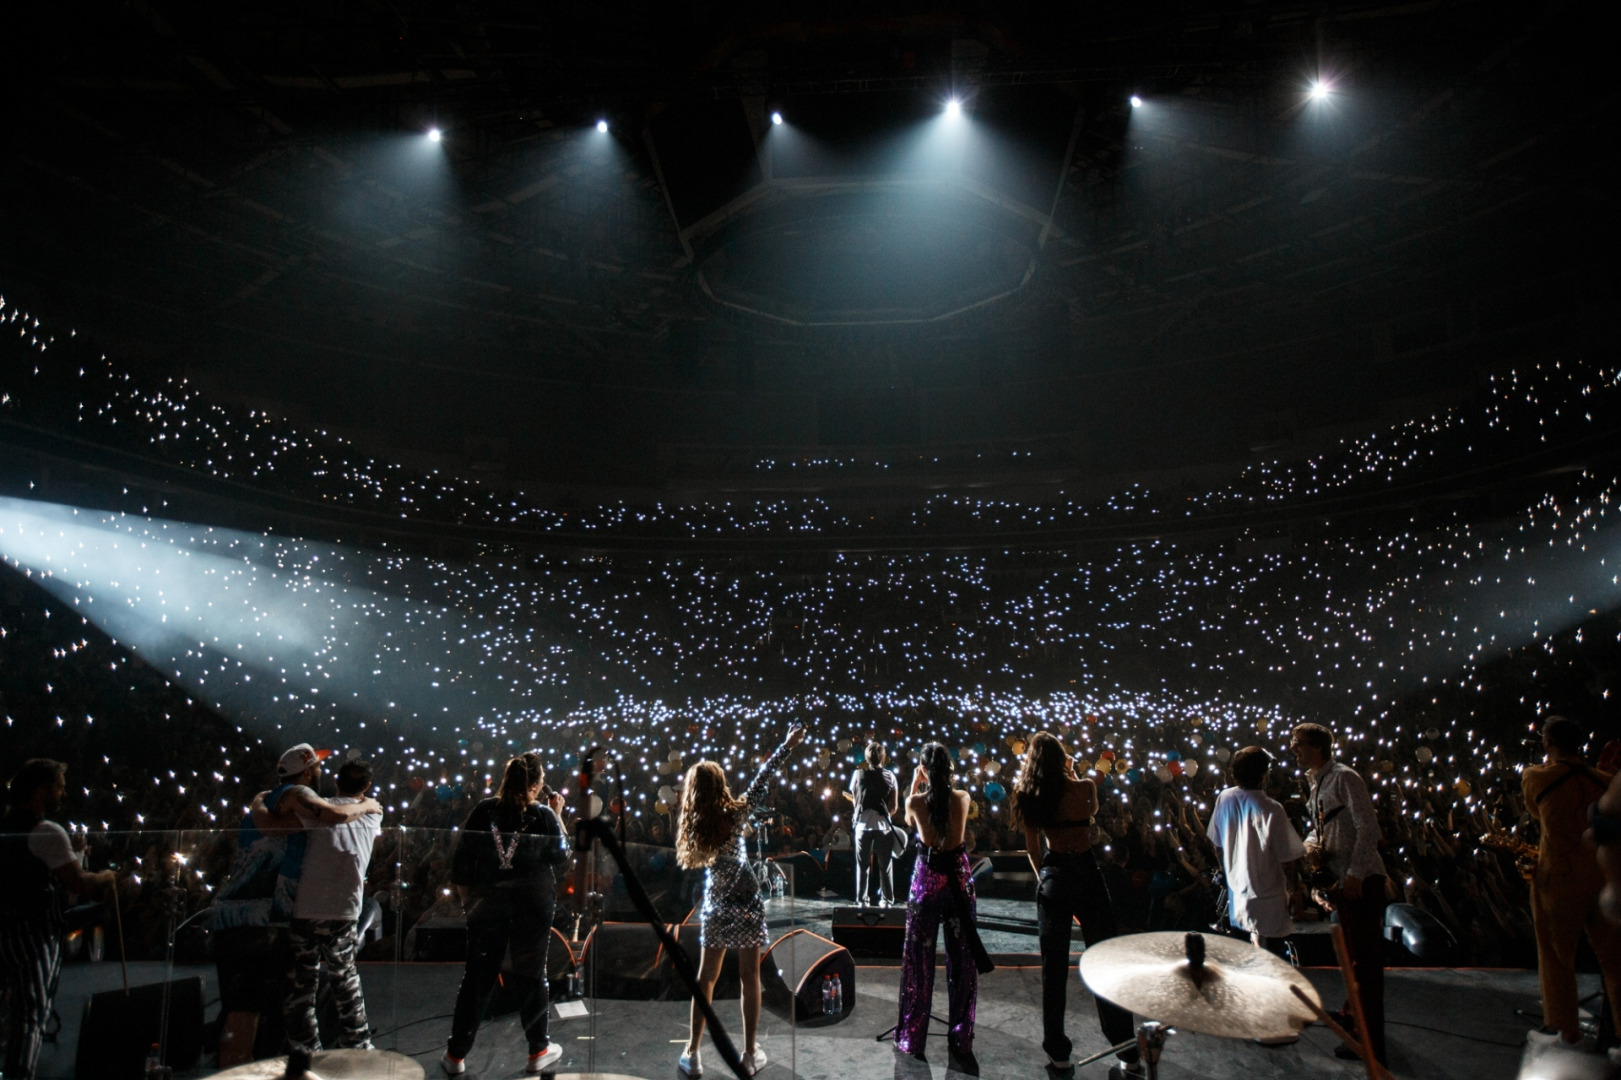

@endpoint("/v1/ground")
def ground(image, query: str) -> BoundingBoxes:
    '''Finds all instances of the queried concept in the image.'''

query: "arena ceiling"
[1,0,1615,498]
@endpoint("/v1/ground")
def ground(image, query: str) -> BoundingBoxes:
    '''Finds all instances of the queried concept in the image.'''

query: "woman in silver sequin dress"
[674,725,806,1077]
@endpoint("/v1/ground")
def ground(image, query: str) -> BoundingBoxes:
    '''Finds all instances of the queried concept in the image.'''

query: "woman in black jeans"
[1011,733,1140,1079]
[442,754,570,1076]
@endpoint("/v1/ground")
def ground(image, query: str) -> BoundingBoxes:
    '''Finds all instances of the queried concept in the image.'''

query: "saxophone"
[1479,825,1537,883]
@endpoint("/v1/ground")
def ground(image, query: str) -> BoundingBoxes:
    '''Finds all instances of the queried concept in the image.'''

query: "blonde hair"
[675,761,746,869]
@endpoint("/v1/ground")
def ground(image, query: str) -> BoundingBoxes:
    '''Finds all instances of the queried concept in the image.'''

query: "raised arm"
[274,786,384,827]
[740,726,806,812]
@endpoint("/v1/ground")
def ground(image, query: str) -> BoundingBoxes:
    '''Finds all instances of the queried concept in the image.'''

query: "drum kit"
[1078,930,1394,1080]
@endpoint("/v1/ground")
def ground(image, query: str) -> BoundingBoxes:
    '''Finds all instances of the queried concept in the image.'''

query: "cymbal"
[1079,931,1321,1041]
[206,1050,425,1080]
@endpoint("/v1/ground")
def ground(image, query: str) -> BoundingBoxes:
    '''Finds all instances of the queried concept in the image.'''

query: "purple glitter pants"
[895,846,978,1055]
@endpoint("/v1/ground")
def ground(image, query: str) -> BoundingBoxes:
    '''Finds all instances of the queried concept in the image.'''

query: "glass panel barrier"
[12,823,860,1078]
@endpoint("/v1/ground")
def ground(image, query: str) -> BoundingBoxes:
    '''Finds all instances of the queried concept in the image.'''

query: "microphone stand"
[573,748,750,1080]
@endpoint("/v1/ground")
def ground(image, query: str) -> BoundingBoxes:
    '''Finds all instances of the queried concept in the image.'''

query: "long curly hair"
[919,743,955,838]
[676,760,745,869]
[1010,732,1068,831]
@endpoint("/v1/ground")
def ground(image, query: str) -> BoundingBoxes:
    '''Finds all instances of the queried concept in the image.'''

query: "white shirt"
[1207,786,1305,939]
[293,795,382,921]
[1304,760,1387,883]
[29,820,77,872]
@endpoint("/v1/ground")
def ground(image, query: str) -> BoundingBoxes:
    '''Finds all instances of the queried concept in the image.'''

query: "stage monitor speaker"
[830,906,905,958]
[762,929,855,1023]
[76,977,205,1079]
[668,922,741,1000]
[579,921,670,1000]
[823,851,856,898]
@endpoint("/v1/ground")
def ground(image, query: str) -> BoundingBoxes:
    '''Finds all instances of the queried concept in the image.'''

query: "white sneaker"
[525,1044,562,1074]
[677,1049,702,1077]
[439,1054,465,1077]
[744,1046,768,1074]
[1526,1029,1582,1051]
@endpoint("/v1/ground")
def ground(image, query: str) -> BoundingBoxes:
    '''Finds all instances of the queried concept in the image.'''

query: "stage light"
[1309,81,1331,101]
[596,119,609,133]
[771,111,783,126]
[945,98,962,119]
[1130,95,1143,109]
[427,128,442,143]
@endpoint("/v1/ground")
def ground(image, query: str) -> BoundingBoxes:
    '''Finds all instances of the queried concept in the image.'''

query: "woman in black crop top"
[1010,733,1139,1077]
[442,754,571,1077]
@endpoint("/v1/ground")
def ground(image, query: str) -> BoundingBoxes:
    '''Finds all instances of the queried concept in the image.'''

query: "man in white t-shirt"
[270,757,384,1054]
[1,759,117,1080]
[1207,746,1305,950]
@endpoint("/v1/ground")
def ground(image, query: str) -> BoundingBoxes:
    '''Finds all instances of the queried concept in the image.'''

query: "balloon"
[967,800,981,820]
[656,761,671,776]
[973,742,987,756]
[1099,750,1116,762]
[668,750,683,762]
[1416,747,1434,764]
[409,777,425,792]
[1168,761,1184,778]
[1012,740,1027,756]
[1455,779,1471,796]
[471,741,484,753]
[985,781,1007,803]
[1075,759,1092,775]
[588,794,604,818]
[1126,768,1143,784]
[1189,734,1203,747]
[1215,747,1232,763]
[610,796,626,815]
[1154,766,1173,783]
[950,746,962,760]
[435,784,452,801]
[837,739,852,752]
[1114,759,1130,774]
[1183,760,1200,778]
[1005,735,1019,749]
[1166,750,1182,761]
[1085,714,1099,725]
[1424,728,1440,741]
[1379,760,1394,774]
[984,761,1001,777]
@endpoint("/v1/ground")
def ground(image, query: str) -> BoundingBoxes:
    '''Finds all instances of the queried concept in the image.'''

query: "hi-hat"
[1079,931,1320,1041]
[206,1050,425,1080]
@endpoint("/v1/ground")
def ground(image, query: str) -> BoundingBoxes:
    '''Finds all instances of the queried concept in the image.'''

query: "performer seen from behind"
[849,741,899,906]
[1206,746,1305,1045]
[1290,722,1388,1065]
[675,724,807,1078]
[0,760,117,1080]
[895,743,988,1065]
[1522,715,1620,1050]
[1011,733,1141,1077]
[442,753,570,1077]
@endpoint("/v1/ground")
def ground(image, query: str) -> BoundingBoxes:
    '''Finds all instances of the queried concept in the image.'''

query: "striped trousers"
[283,919,371,1053]
[0,926,62,1080]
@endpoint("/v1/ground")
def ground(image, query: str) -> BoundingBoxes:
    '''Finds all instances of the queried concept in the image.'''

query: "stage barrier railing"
[12,824,838,1080]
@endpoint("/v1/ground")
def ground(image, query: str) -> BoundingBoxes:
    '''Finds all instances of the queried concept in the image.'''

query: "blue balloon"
[1166,750,1182,761]
[434,784,452,801]
[984,780,1007,803]
[1126,768,1142,784]
[973,742,986,755]
[950,746,961,760]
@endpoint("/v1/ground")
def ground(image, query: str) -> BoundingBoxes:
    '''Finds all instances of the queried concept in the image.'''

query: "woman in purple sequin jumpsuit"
[895,742,977,1059]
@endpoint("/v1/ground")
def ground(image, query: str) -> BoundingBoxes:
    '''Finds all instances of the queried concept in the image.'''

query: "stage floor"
[41,959,1614,1080]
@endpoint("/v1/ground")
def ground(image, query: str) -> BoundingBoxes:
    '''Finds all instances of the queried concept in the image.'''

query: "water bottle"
[773,874,784,899]
[821,975,835,1017]
[828,974,843,1016]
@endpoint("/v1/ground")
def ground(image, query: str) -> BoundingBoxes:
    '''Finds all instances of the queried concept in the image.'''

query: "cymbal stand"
[1137,1022,1172,1080]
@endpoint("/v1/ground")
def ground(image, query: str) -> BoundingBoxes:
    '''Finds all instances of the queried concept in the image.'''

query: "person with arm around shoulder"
[1010,733,1142,1077]
[894,743,981,1065]
[675,725,806,1078]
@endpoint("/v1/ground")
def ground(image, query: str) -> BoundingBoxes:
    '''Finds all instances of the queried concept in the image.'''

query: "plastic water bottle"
[821,975,835,1016]
[828,974,843,1016]
[773,874,785,899]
